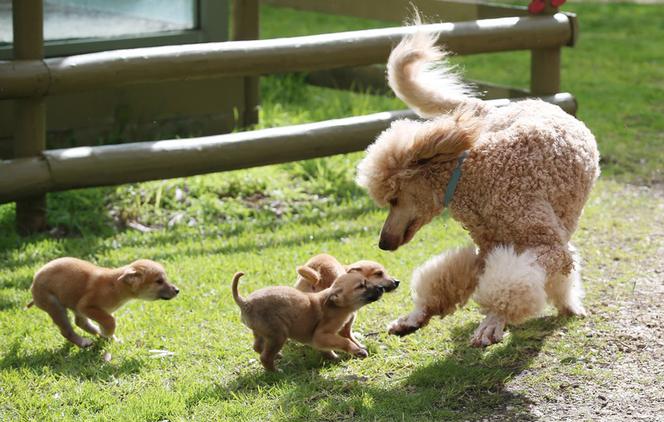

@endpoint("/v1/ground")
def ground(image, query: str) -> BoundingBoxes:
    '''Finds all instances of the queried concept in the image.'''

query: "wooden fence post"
[13,0,48,234]
[530,0,561,97]
[232,0,260,127]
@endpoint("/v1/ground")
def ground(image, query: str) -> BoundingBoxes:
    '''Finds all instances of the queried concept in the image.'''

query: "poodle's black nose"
[379,236,399,251]
[393,279,400,288]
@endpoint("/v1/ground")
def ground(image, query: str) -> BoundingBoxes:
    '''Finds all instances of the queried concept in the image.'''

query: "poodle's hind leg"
[471,313,506,347]
[545,244,587,317]
[471,245,548,347]
[388,247,479,336]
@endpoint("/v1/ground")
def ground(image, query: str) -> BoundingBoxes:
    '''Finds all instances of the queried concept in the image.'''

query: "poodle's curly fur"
[359,27,600,346]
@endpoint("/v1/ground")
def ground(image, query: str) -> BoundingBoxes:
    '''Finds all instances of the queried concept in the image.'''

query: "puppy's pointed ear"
[118,268,142,286]
[323,288,342,307]
[297,266,320,286]
[346,266,362,274]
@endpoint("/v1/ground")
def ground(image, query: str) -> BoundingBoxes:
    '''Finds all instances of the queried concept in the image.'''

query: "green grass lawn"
[1,3,663,421]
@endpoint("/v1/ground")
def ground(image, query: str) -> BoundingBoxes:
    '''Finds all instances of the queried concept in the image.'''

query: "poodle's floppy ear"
[297,266,321,286]
[356,109,480,206]
[408,106,482,165]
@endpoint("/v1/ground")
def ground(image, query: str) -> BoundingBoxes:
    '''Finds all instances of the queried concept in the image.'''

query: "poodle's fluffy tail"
[473,246,547,324]
[387,15,481,118]
[231,272,247,309]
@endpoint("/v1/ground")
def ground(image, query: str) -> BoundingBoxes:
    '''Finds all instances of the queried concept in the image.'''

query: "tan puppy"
[294,254,399,354]
[295,254,400,293]
[232,271,385,371]
[28,258,179,348]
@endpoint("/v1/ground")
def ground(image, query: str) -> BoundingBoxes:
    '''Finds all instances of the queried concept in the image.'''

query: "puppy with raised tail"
[28,258,179,348]
[294,254,399,354]
[232,271,385,371]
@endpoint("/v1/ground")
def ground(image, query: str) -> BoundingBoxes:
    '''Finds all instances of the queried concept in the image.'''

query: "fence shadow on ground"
[0,193,389,271]
[190,315,571,420]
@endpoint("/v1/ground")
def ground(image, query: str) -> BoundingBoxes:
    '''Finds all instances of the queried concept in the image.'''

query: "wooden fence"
[0,0,577,232]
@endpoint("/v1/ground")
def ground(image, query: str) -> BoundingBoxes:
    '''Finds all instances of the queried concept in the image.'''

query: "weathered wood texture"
[531,47,561,95]
[0,93,576,203]
[0,14,574,99]
[232,0,260,126]
[12,0,47,233]
[305,65,531,99]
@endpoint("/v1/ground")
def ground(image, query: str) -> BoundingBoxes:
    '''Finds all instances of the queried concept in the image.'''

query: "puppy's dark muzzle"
[161,287,180,300]
[383,279,400,292]
[364,286,385,303]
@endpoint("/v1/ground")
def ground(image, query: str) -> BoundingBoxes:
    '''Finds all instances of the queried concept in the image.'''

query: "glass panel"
[0,0,197,44]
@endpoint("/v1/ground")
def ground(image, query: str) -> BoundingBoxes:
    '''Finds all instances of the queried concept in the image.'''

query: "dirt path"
[537,251,664,421]
[502,184,664,421]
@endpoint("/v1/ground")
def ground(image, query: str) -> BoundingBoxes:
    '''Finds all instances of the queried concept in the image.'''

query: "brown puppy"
[295,254,400,293]
[232,271,385,371]
[294,254,399,355]
[28,258,179,348]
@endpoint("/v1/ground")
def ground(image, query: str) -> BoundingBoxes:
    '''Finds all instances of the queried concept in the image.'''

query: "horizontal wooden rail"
[0,14,574,99]
[0,93,576,203]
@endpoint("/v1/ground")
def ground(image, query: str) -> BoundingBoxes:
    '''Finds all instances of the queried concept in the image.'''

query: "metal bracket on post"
[232,0,260,127]
[13,0,48,234]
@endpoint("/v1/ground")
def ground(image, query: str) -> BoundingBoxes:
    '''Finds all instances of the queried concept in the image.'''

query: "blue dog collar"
[443,151,469,208]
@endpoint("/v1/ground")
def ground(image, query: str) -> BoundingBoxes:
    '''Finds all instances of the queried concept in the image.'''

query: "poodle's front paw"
[470,314,506,347]
[388,309,430,337]
[559,303,588,318]
[388,318,421,337]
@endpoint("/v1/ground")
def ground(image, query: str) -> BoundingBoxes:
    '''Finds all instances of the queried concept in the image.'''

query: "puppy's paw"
[470,314,506,347]
[353,348,369,359]
[78,338,94,348]
[350,333,367,349]
[322,351,339,360]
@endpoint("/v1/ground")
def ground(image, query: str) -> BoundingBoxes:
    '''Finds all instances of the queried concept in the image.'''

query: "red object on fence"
[528,0,566,14]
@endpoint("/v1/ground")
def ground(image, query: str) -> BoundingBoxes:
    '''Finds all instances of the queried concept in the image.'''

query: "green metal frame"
[0,0,227,60]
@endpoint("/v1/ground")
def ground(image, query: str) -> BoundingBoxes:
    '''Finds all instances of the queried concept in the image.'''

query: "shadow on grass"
[0,194,386,274]
[190,316,571,420]
[0,340,143,381]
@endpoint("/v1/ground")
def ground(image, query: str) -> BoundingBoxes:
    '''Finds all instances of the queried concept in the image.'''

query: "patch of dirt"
[506,184,664,421]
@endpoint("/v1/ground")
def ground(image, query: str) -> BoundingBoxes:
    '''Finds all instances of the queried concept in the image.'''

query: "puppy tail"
[231,272,247,308]
[387,12,482,118]
[26,300,34,309]
[296,266,320,286]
